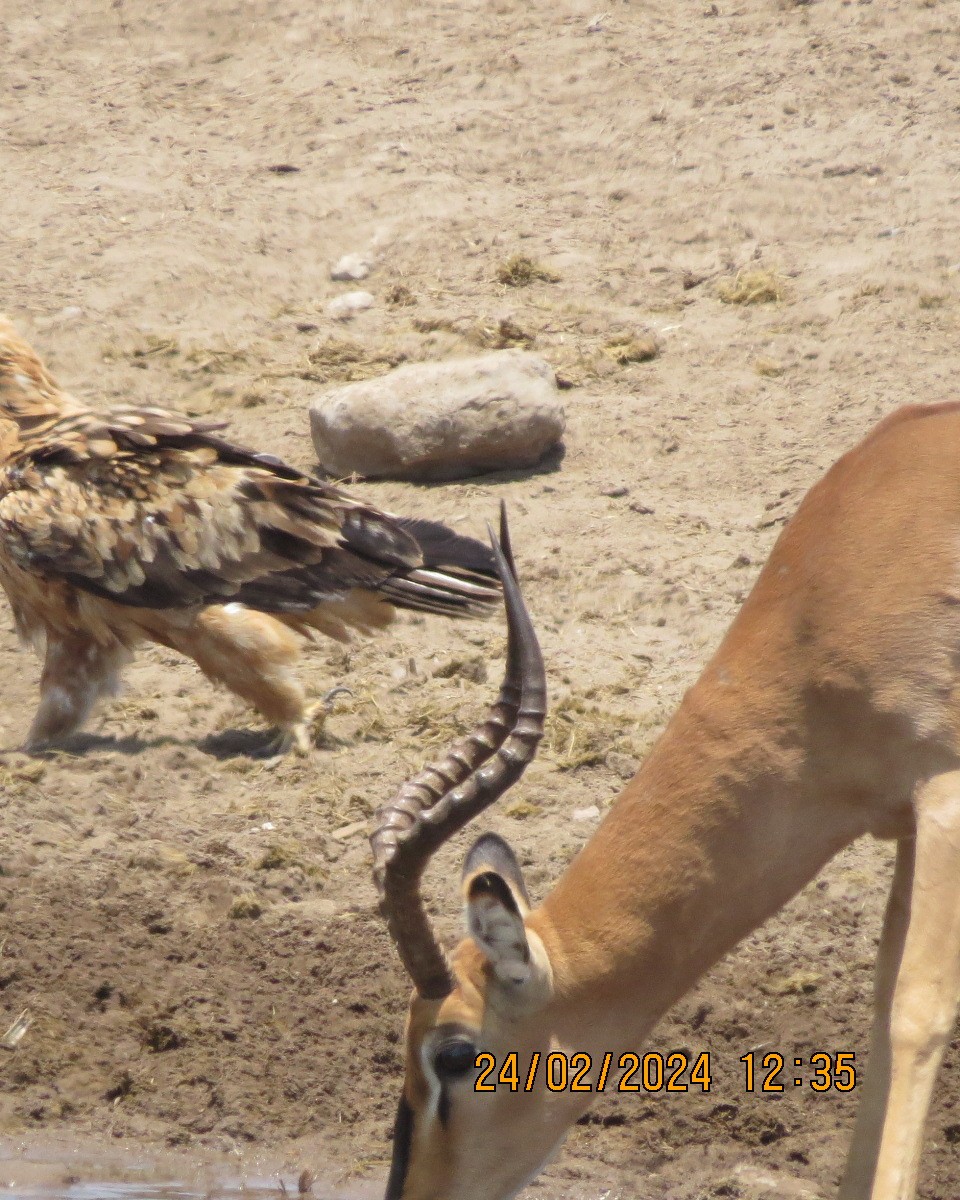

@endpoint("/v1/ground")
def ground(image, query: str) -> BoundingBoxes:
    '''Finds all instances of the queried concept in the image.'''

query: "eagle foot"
[260,686,354,757]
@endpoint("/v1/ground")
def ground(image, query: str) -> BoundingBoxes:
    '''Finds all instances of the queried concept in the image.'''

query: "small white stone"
[325,290,375,321]
[572,805,601,823]
[330,253,373,282]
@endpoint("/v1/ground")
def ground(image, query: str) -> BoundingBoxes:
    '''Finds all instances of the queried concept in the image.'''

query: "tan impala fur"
[373,403,960,1200]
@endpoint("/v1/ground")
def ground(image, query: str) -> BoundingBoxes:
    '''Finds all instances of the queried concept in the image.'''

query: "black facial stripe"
[384,1094,414,1200]
[438,1082,451,1129]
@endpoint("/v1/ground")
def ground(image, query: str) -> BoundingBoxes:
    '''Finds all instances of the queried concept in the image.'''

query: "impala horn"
[370,503,546,999]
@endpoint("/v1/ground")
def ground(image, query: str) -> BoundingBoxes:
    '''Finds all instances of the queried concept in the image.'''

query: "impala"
[370,402,960,1200]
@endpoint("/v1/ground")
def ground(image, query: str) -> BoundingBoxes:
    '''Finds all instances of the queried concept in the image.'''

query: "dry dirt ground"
[2,0,960,1196]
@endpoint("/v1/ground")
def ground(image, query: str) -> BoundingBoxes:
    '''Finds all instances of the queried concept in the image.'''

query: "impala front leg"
[840,770,960,1200]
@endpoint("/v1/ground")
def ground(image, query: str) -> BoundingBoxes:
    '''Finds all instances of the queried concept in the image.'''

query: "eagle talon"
[256,725,313,758]
[321,685,353,712]
[259,697,348,758]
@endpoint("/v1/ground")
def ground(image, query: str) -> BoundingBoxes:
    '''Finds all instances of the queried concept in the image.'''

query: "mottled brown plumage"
[0,317,500,752]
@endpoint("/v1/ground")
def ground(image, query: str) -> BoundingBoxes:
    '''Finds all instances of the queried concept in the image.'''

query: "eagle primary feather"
[0,317,500,753]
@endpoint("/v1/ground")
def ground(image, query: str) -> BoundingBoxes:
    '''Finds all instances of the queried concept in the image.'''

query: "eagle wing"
[0,406,498,617]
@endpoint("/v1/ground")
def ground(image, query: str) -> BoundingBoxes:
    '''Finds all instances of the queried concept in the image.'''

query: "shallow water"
[4,1179,292,1200]
[6,1187,254,1199]
[0,1137,378,1200]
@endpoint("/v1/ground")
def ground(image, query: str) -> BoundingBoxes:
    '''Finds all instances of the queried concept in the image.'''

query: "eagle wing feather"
[0,407,486,615]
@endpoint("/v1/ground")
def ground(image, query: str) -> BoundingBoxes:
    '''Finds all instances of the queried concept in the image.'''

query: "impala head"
[371,508,578,1200]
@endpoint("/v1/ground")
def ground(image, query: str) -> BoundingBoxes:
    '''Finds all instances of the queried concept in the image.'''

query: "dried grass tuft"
[229,892,264,919]
[471,316,536,349]
[183,344,248,375]
[127,844,196,877]
[257,841,304,871]
[764,969,823,996]
[544,693,644,771]
[412,313,536,350]
[385,283,416,308]
[603,333,661,365]
[301,338,404,383]
[404,696,472,751]
[918,291,949,310]
[717,270,785,305]
[432,655,488,683]
[504,798,540,819]
[411,314,461,335]
[496,255,560,287]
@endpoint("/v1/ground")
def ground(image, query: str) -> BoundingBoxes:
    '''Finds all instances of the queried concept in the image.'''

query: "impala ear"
[463,832,531,911]
[462,834,535,987]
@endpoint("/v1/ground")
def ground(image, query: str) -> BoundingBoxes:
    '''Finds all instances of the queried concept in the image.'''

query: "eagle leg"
[26,634,133,751]
[164,606,310,750]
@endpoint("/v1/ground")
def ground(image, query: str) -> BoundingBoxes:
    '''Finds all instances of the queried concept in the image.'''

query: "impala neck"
[532,664,862,1048]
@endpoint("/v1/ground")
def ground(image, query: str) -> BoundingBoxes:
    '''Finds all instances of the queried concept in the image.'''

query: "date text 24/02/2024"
[473,1051,858,1094]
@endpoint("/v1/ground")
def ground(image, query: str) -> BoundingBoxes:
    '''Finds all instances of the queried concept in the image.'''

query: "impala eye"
[433,1039,477,1078]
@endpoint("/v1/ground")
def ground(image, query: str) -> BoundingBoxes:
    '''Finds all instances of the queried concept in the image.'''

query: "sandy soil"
[2,0,960,1196]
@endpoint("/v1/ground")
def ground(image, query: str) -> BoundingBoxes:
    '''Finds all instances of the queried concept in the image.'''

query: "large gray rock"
[309,350,565,481]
